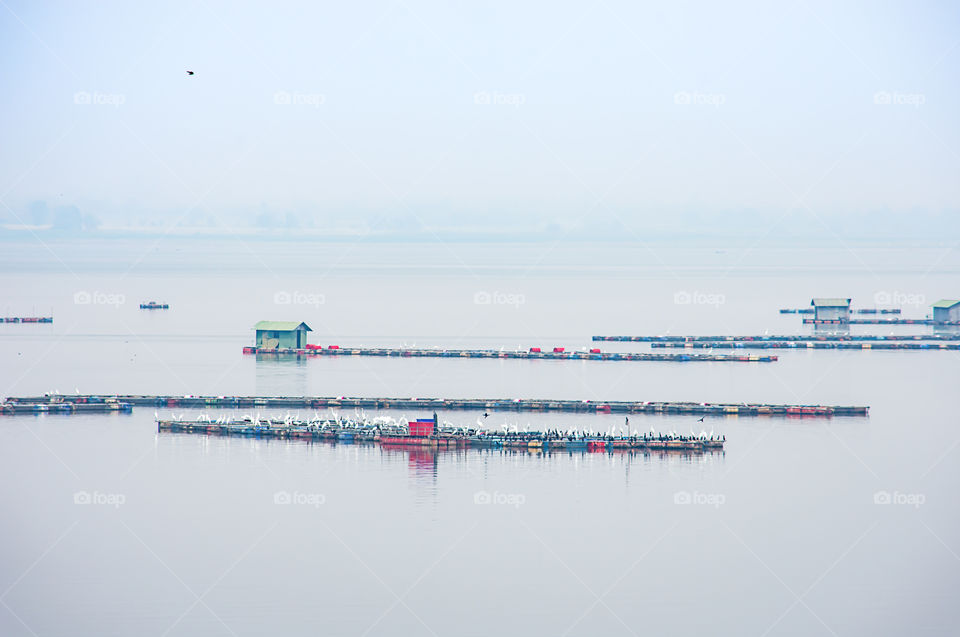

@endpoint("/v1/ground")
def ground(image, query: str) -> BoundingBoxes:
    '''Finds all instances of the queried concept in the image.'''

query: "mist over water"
[1,241,958,636]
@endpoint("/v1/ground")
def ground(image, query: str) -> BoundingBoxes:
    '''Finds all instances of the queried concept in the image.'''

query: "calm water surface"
[1,239,958,636]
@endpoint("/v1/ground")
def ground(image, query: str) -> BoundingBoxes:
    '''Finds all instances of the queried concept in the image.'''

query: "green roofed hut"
[932,300,960,324]
[811,298,851,322]
[254,321,312,349]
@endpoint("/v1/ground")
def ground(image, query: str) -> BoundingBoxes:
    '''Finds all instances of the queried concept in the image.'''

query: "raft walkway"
[243,346,778,363]
[593,334,960,343]
[2,317,53,323]
[779,308,901,315]
[156,419,725,453]
[5,394,869,417]
[803,318,960,325]
[1,400,131,414]
[651,341,960,351]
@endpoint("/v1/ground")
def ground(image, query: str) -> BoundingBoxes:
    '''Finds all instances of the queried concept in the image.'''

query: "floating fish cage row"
[156,420,725,452]
[2,317,53,323]
[802,318,959,325]
[778,308,901,314]
[0,401,132,414]
[241,346,777,363]
[593,334,960,342]
[5,394,869,417]
[139,302,169,310]
[651,341,960,351]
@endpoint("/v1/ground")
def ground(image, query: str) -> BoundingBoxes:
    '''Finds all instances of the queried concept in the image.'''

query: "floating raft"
[0,400,132,414]
[4,394,869,417]
[241,346,777,363]
[593,334,960,342]
[803,318,960,325]
[156,418,725,453]
[779,308,901,315]
[2,317,53,323]
[651,341,960,350]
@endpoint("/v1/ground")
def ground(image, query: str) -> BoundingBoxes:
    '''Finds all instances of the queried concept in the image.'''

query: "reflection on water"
[382,447,439,498]
[159,429,724,477]
[934,325,960,337]
[813,323,850,336]
[254,354,308,396]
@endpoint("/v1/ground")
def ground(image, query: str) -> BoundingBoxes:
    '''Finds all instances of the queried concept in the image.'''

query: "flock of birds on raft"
[156,409,726,449]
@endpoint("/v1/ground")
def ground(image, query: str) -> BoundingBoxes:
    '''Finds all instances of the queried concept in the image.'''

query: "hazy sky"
[1,0,958,225]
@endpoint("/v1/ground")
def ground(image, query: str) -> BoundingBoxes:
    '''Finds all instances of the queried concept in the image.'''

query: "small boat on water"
[139,301,169,310]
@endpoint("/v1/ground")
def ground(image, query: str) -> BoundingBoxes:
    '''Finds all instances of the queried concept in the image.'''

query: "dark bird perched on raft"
[698,416,705,422]
[186,70,195,75]
[483,412,489,418]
